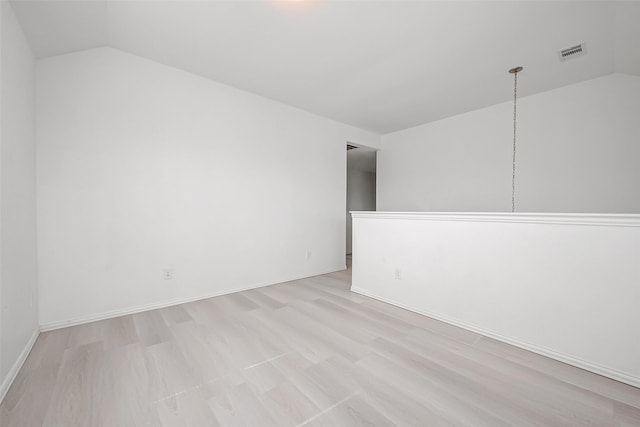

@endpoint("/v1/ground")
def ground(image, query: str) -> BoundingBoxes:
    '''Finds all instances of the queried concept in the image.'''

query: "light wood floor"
[2,264,639,426]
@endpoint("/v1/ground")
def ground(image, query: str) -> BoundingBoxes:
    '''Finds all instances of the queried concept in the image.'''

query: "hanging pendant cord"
[511,69,519,213]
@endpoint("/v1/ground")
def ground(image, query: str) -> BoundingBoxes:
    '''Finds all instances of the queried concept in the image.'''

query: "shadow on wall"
[346,146,376,254]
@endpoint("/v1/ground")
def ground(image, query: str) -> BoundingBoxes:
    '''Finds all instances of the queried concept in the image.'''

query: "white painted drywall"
[378,74,640,213]
[36,47,380,327]
[346,167,376,254]
[0,0,39,398]
[351,212,640,387]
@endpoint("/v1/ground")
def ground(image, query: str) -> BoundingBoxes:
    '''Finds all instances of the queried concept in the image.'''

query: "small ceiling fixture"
[509,66,523,213]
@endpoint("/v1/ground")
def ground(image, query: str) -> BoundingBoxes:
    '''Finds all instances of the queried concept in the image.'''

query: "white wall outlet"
[305,250,312,259]
[394,268,401,280]
[163,269,174,280]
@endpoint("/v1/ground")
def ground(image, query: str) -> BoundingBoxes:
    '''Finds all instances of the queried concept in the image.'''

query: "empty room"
[1,0,639,425]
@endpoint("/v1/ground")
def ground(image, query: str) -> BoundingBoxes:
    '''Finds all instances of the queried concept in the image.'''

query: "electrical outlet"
[394,268,401,280]
[305,250,312,259]
[163,269,174,280]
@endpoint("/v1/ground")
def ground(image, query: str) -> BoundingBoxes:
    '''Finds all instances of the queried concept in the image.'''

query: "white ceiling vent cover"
[559,43,586,61]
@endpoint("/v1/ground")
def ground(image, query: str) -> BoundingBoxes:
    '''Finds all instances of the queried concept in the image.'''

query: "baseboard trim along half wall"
[0,329,40,404]
[351,286,640,388]
[39,265,347,332]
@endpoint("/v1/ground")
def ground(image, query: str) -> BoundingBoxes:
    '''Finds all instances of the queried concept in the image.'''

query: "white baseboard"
[40,266,347,332]
[351,286,640,389]
[0,328,40,404]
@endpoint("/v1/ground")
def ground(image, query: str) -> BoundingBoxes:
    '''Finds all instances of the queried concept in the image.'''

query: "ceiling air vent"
[559,43,586,61]
[346,144,358,150]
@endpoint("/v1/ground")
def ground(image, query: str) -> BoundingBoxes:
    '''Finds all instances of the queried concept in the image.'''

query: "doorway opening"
[346,143,377,265]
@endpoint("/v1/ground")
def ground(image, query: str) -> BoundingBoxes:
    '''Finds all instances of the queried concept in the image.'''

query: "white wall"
[351,212,640,387]
[378,74,640,213]
[346,169,376,254]
[36,47,379,328]
[0,0,39,399]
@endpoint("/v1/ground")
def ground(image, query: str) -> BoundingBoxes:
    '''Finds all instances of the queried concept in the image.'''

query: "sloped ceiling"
[10,0,640,134]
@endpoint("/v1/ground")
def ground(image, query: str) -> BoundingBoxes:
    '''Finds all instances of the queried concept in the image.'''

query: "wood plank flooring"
[2,263,639,426]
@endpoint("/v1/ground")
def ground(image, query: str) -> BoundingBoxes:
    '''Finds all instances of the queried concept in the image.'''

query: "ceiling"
[10,0,640,134]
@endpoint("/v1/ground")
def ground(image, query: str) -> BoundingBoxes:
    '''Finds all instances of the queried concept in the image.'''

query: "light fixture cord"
[511,71,518,213]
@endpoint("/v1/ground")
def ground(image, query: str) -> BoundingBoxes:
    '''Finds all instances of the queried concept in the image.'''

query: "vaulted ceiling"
[10,0,640,134]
